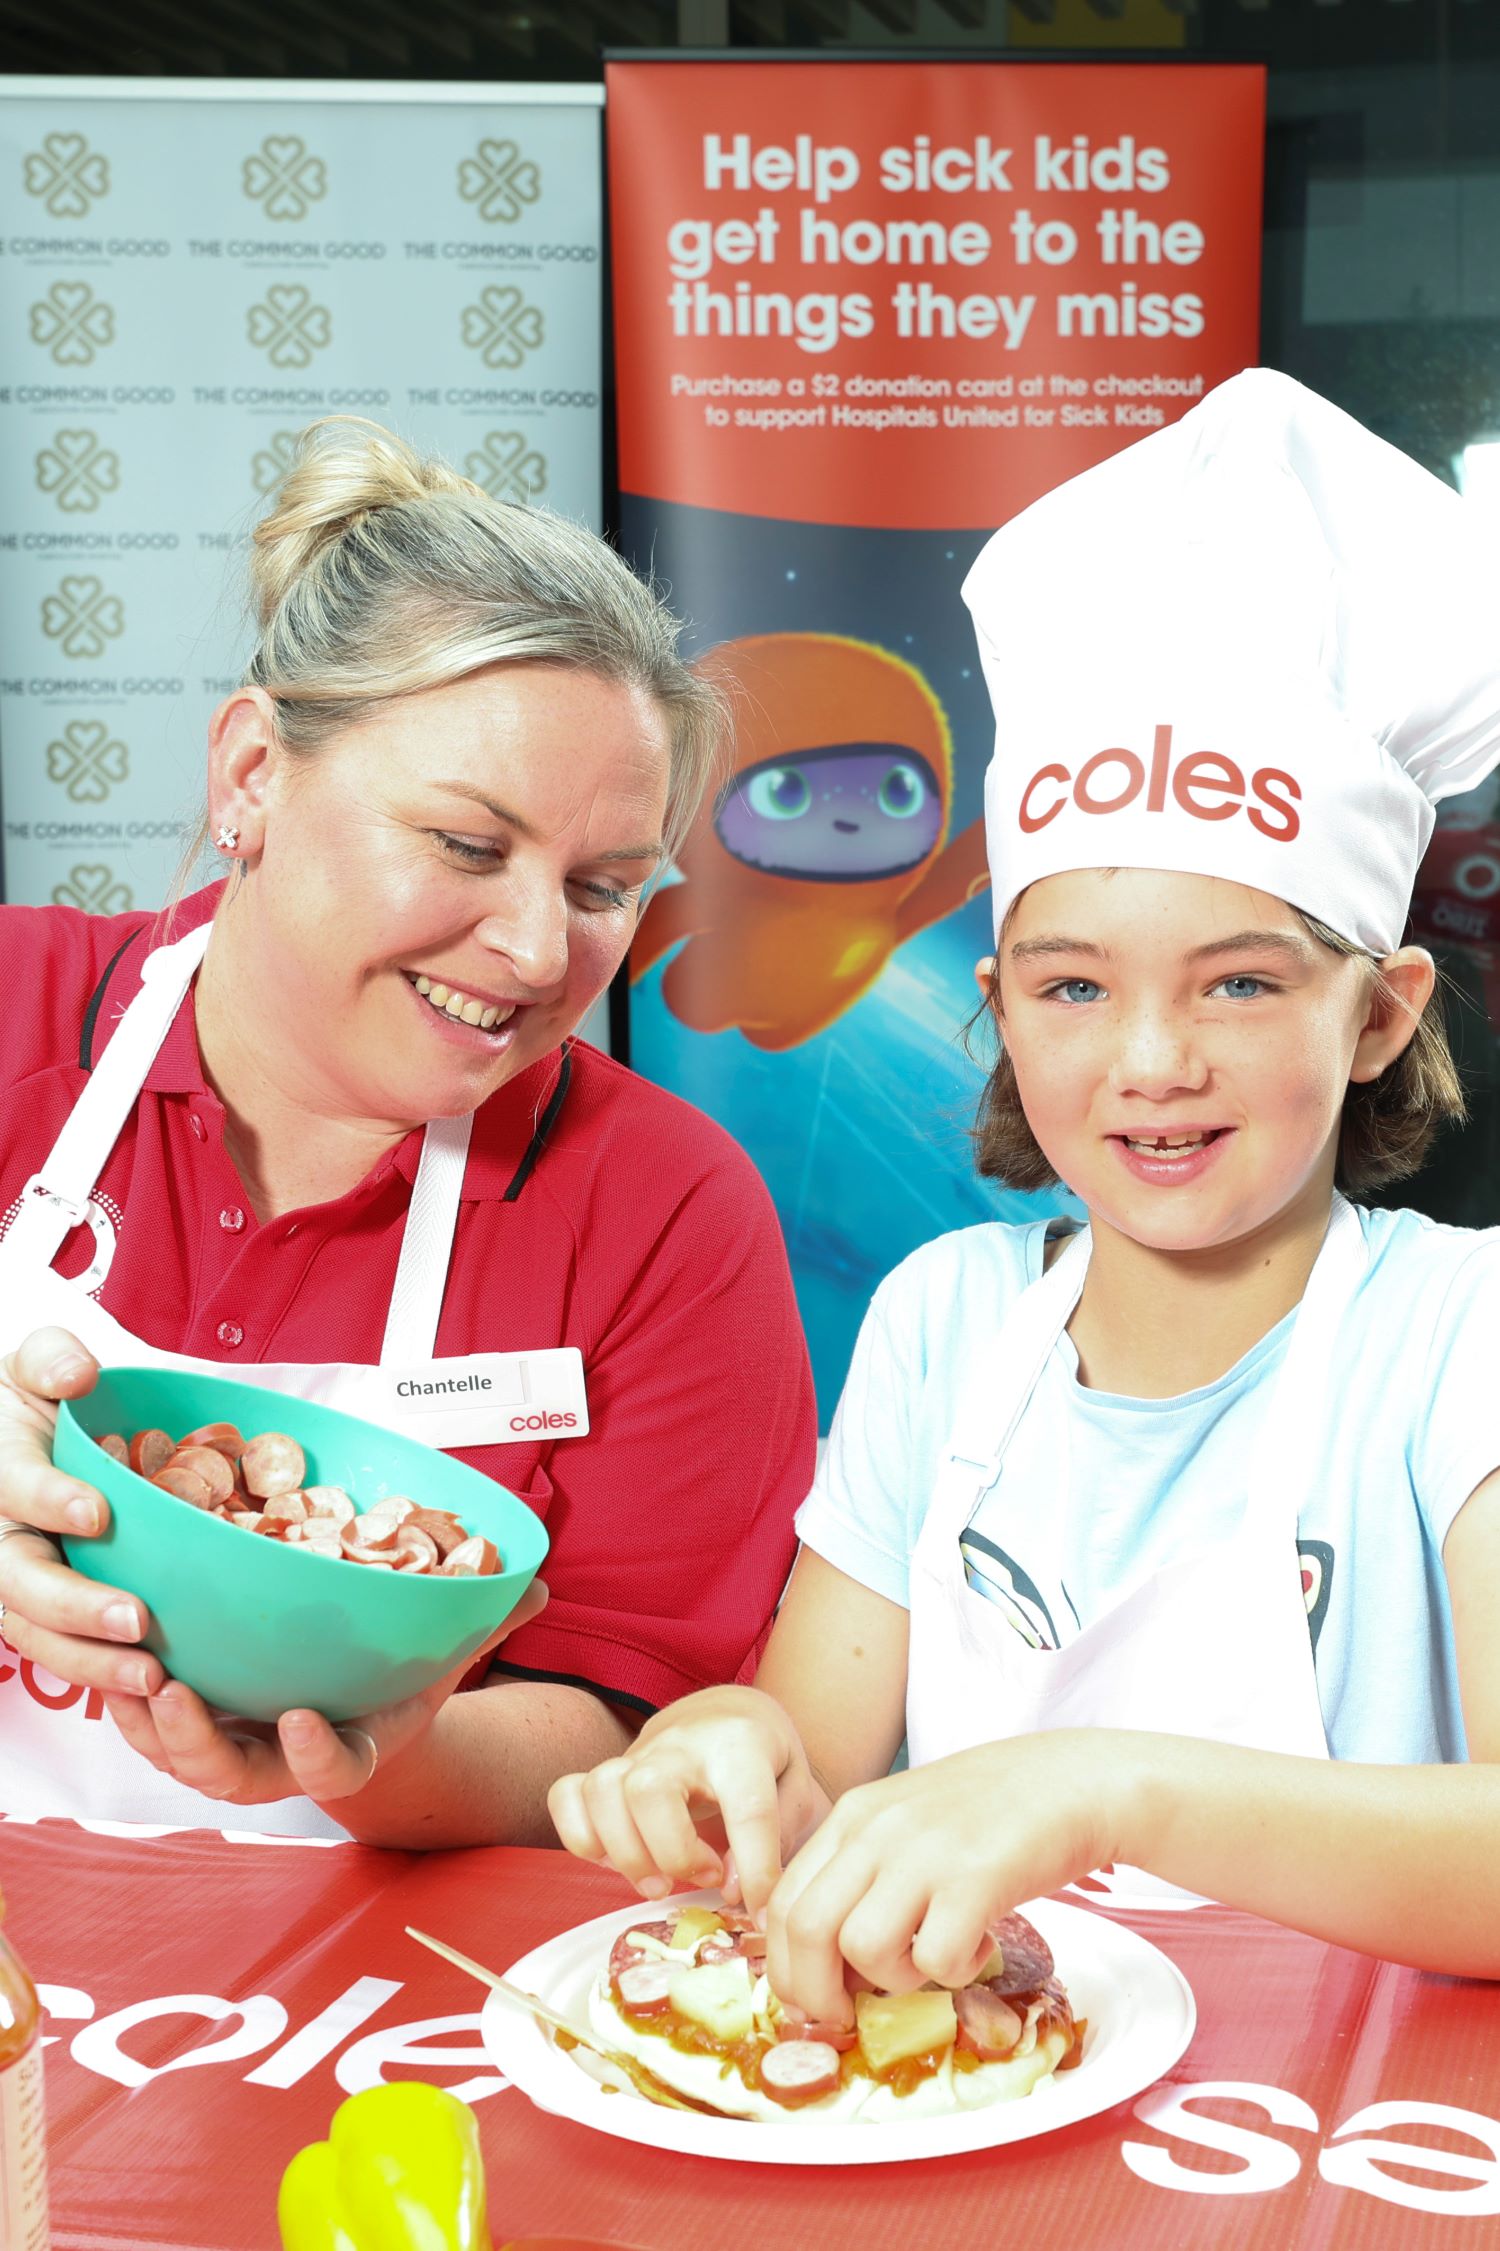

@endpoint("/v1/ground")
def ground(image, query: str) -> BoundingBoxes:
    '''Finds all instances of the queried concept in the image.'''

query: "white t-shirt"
[796,1204,1500,1765]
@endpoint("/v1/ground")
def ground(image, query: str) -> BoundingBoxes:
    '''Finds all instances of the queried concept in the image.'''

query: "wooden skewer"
[404,1924,715,2115]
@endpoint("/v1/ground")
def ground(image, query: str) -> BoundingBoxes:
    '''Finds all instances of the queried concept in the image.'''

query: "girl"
[549,370,1500,2019]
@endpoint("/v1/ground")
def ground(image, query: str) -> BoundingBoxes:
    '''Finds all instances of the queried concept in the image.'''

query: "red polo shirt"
[0,887,816,1713]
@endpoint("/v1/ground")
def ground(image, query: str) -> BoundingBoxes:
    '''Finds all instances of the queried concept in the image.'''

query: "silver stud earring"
[215,825,240,853]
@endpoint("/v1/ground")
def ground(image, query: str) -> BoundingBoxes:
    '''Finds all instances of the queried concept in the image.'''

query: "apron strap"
[946,1226,1090,1472]
[379,1112,473,1365]
[0,924,210,1274]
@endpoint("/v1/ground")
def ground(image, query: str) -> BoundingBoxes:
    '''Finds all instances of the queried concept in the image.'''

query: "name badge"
[352,1349,589,1450]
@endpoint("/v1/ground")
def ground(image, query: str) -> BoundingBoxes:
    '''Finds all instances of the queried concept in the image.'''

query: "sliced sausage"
[262,1492,310,1527]
[759,2040,843,2105]
[96,1432,129,1465]
[151,1463,213,1508]
[363,1495,416,1526]
[240,1432,306,1500]
[178,1421,245,1464]
[302,1487,356,1526]
[128,1428,174,1479]
[392,1525,440,1574]
[406,1507,468,1558]
[775,2009,856,2054]
[614,1962,674,2014]
[441,1535,500,1577]
[345,1511,400,1553]
[955,1985,1024,2060]
[169,1445,236,1504]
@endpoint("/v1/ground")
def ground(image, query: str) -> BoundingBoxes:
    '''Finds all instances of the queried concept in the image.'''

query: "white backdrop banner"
[0,76,604,915]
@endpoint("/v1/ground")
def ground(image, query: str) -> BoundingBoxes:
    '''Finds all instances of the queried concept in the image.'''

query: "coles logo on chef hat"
[963,367,1500,956]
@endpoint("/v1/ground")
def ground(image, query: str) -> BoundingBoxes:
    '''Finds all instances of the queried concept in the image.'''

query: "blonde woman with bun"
[0,419,815,1844]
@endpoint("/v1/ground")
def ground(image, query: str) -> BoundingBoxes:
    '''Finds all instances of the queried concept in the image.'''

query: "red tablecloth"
[6,1815,1499,2249]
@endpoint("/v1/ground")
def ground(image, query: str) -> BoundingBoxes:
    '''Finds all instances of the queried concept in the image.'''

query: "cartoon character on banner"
[632,632,991,1050]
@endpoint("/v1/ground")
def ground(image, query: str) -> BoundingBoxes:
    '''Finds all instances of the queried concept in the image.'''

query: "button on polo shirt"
[0,888,817,1715]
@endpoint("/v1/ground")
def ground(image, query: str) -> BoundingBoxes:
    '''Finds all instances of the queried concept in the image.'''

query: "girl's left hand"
[102,1579,549,1810]
[765,1731,1127,2025]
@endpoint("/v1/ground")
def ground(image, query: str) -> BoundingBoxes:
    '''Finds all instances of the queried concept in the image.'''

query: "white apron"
[905,1196,1365,1907]
[0,923,573,1836]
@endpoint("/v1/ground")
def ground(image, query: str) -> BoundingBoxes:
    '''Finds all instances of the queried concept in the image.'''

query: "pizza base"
[588,1977,1072,2122]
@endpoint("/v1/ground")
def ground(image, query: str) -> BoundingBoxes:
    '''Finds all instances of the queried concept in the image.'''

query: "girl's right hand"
[547,1684,827,1916]
[0,1326,165,1699]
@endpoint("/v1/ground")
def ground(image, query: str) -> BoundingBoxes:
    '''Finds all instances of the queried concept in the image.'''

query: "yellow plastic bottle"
[0,1888,48,2249]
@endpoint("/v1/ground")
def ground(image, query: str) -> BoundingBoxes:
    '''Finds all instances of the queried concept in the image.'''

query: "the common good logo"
[24,131,110,217]
[461,285,544,370]
[42,576,125,659]
[464,429,547,502]
[251,430,301,495]
[247,285,332,369]
[29,281,116,367]
[46,721,129,805]
[35,430,120,513]
[458,137,541,224]
[52,864,133,914]
[242,134,327,222]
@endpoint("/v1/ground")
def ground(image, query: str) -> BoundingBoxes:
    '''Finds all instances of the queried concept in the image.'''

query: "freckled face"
[715,744,944,881]
[250,662,670,1126]
[995,868,1373,1256]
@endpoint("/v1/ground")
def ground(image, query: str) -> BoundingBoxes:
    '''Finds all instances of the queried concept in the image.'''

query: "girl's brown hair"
[971,911,1466,1196]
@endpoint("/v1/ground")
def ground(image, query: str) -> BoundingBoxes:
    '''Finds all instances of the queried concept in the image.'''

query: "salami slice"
[984,1911,1055,1996]
[759,2040,843,2106]
[607,1923,674,1983]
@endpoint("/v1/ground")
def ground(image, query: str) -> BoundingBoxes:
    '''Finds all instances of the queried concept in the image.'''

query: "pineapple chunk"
[974,1942,1006,1983]
[668,1957,756,2043]
[669,1906,727,1951]
[855,1989,958,2074]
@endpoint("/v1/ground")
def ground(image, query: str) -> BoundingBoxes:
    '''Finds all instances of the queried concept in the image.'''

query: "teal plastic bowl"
[54,1367,549,1724]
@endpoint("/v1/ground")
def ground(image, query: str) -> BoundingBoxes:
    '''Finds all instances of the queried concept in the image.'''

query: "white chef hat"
[963,368,1500,955]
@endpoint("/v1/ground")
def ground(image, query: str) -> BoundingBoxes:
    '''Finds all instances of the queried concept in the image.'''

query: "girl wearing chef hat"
[0,418,815,1843]
[550,369,1500,2007]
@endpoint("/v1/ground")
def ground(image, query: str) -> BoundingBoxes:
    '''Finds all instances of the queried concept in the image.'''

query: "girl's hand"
[101,1580,550,1810]
[765,1732,1126,2025]
[0,1327,166,1699]
[548,1685,826,1915]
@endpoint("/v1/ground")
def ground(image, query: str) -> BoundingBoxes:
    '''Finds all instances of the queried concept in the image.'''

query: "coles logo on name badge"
[1018,722,1302,843]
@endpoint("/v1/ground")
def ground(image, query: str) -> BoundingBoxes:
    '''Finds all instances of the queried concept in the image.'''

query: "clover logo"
[458,138,541,224]
[42,576,125,659]
[46,722,130,805]
[461,285,544,371]
[30,281,116,367]
[52,864,133,914]
[247,284,332,369]
[35,430,120,513]
[465,429,547,503]
[242,135,327,222]
[251,429,301,494]
[24,131,110,218]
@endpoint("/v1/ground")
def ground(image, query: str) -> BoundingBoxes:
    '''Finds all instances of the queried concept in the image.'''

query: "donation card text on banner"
[608,57,1266,1418]
[0,77,603,914]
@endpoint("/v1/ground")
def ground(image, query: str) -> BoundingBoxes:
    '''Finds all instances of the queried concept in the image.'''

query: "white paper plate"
[481,1891,1196,2166]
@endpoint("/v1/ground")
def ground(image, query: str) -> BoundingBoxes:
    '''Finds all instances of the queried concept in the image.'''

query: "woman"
[550,371,1500,2007]
[0,419,816,1844]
